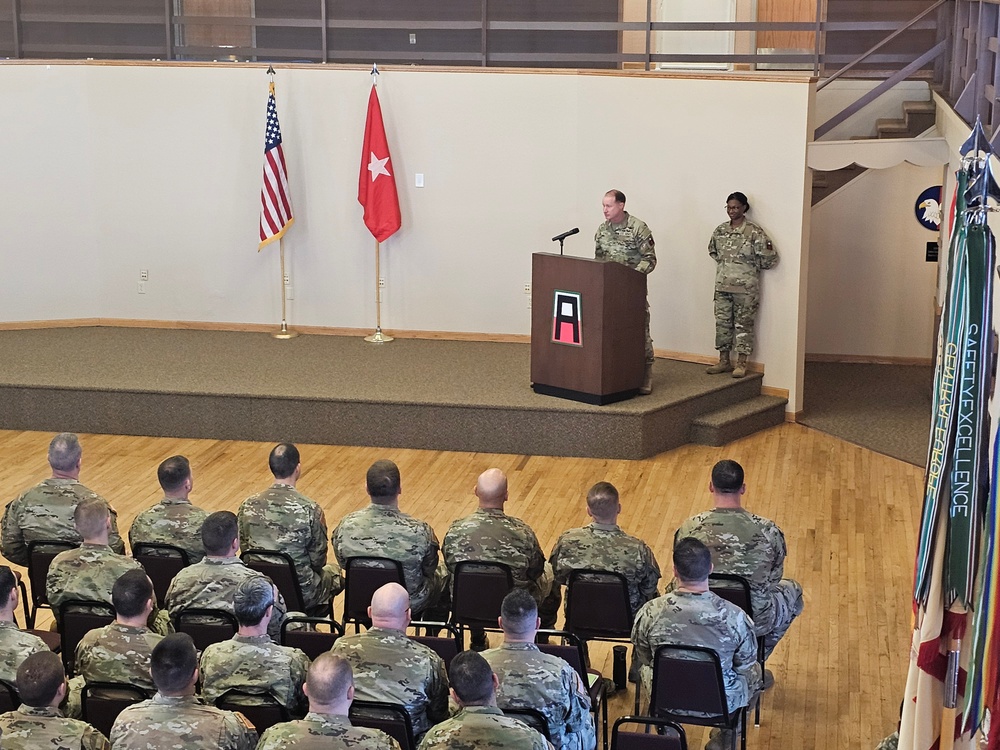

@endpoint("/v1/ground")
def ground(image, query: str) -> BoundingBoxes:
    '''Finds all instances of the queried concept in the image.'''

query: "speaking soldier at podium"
[594,189,656,394]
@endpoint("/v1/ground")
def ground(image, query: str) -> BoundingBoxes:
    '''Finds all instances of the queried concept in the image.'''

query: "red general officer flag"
[358,85,401,242]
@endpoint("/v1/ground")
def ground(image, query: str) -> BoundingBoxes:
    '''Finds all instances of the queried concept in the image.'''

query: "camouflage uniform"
[708,220,777,356]
[595,213,656,365]
[45,544,150,631]
[417,705,550,750]
[129,496,209,564]
[332,504,445,615]
[256,712,401,750]
[675,507,803,658]
[548,522,661,618]
[482,642,595,750]
[200,634,310,717]
[330,626,448,739]
[238,483,342,613]
[164,557,289,642]
[1,478,125,566]
[110,693,257,750]
[442,509,553,605]
[631,589,761,712]
[0,704,109,749]
[66,621,163,718]
[0,620,49,684]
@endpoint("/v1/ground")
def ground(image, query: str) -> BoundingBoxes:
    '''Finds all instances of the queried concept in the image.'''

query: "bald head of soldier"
[269,443,301,483]
[586,481,621,524]
[475,468,508,510]
[709,460,746,508]
[201,510,239,558]
[158,455,192,498]
[48,432,82,479]
[449,651,500,708]
[112,569,155,627]
[673,537,713,591]
[366,459,401,506]
[74,497,111,545]
[0,566,20,622]
[17,650,68,709]
[368,582,411,631]
[150,633,199,697]
[304,652,356,715]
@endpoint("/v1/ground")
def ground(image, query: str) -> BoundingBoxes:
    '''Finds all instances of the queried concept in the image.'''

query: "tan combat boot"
[732,353,748,378]
[706,351,733,375]
[639,364,653,395]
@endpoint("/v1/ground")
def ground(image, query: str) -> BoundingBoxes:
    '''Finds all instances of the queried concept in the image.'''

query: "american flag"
[258,81,294,250]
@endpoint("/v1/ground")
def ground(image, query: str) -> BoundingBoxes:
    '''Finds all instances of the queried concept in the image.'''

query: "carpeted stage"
[0,328,782,459]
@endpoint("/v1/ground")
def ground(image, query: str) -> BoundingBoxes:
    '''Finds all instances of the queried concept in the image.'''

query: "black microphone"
[551,227,580,242]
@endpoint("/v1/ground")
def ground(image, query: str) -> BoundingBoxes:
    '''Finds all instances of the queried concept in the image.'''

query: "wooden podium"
[530,252,646,405]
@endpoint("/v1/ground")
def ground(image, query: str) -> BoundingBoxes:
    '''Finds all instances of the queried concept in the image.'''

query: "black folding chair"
[408,620,463,671]
[216,688,290,734]
[133,542,190,605]
[0,679,19,712]
[708,573,765,726]
[611,716,687,750]
[81,682,151,738]
[26,539,76,628]
[503,706,552,741]
[566,569,634,643]
[172,608,238,652]
[280,615,344,660]
[242,548,330,616]
[349,699,416,750]
[343,557,406,631]
[537,628,609,750]
[58,600,115,676]
[449,561,513,648]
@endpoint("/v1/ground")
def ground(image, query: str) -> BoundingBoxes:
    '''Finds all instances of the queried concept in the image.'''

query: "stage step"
[689,394,788,447]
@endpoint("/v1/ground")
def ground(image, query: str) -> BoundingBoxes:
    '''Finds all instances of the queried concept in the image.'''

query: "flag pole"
[364,239,393,343]
[273,237,298,339]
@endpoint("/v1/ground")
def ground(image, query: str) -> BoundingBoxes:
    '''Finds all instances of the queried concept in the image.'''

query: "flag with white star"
[358,85,401,243]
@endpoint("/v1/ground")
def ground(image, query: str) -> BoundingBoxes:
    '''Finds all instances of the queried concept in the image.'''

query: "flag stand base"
[272,322,299,340]
[364,327,394,344]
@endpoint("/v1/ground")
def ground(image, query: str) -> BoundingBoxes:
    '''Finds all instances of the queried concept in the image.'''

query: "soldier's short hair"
[74,497,110,538]
[157,455,191,493]
[711,460,744,493]
[233,575,275,627]
[112,569,154,618]
[17,651,65,707]
[673,537,712,583]
[201,511,238,555]
[586,481,619,518]
[269,443,300,479]
[500,589,537,636]
[726,191,750,211]
[0,566,17,609]
[449,651,494,706]
[306,652,353,705]
[366,459,401,502]
[150,633,198,694]
[605,189,626,206]
[48,432,82,473]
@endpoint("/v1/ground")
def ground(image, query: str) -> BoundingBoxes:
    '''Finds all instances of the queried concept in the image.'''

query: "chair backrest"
[133,543,191,605]
[349,699,417,750]
[215,688,290,734]
[241,549,307,613]
[59,600,115,676]
[343,557,406,629]
[503,706,552,741]
[611,716,687,750]
[0,680,19,712]
[450,561,514,631]
[649,645,732,725]
[408,620,463,671]
[172,608,238,652]
[707,574,753,619]
[81,681,152,738]
[12,573,30,629]
[566,569,633,641]
[26,539,77,615]
[280,616,345,660]
[535,629,589,685]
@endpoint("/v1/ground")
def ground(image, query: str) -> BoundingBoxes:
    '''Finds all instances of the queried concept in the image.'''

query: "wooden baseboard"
[806,353,933,366]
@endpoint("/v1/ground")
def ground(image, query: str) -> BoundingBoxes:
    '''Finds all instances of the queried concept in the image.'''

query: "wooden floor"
[0,423,920,750]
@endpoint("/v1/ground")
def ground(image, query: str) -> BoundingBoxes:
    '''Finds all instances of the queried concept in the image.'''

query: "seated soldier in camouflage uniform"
[0,650,109,750]
[238,443,342,614]
[66,569,163,718]
[129,455,209,564]
[1,432,125,566]
[442,468,554,649]
[0,566,49,685]
[256,652,401,750]
[200,576,310,716]
[330,582,448,741]
[165,511,289,642]
[674,460,804,671]
[110,632,257,750]
[47,498,169,634]
[482,589,595,750]
[632,537,761,750]
[332,459,446,618]
[418,650,551,750]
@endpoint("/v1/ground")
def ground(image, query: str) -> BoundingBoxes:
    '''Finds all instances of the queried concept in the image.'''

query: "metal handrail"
[816,0,950,90]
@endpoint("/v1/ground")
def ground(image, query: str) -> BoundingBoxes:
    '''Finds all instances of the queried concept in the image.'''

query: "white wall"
[815,80,931,141]
[807,162,942,360]
[0,62,814,408]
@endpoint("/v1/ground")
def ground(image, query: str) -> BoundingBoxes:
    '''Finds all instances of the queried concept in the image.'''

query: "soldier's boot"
[706,351,733,375]
[762,669,775,690]
[470,628,489,652]
[732,354,748,379]
[704,728,737,750]
[639,363,653,395]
